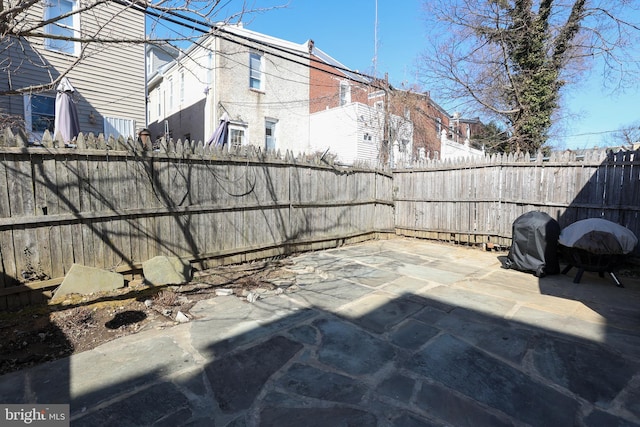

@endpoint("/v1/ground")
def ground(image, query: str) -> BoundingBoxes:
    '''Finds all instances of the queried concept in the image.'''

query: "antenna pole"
[373,0,378,77]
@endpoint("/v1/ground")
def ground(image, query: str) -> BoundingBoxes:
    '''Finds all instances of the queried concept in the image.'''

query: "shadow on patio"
[3,239,638,426]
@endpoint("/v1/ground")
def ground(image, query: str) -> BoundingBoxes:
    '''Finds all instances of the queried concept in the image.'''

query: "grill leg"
[573,268,585,284]
[561,264,573,275]
[609,272,624,288]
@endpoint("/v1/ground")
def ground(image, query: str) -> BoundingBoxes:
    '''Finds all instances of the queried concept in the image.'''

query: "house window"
[249,52,264,90]
[23,95,55,141]
[27,95,55,133]
[436,117,442,135]
[229,127,245,149]
[104,116,135,140]
[44,0,80,55]
[375,100,384,111]
[207,52,213,85]
[265,119,277,151]
[339,81,351,106]
[168,77,174,110]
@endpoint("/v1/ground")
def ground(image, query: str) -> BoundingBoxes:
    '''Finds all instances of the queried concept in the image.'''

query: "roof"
[310,46,371,84]
[147,23,313,85]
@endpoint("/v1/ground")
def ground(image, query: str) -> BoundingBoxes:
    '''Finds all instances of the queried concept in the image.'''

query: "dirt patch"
[0,259,298,376]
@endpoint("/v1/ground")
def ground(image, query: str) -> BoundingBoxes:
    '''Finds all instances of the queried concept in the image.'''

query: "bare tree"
[608,121,640,148]
[418,0,640,153]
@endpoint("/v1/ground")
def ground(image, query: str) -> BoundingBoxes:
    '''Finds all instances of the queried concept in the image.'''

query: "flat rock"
[404,333,579,426]
[142,256,192,286]
[205,335,303,413]
[54,264,124,298]
[315,318,396,376]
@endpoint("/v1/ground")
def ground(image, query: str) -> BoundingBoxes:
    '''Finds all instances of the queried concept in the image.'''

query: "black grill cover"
[506,211,561,277]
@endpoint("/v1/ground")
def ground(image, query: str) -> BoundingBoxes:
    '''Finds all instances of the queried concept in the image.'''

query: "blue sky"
[214,0,639,150]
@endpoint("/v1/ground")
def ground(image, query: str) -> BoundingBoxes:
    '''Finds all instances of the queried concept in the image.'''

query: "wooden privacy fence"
[2,126,639,308]
[394,149,640,251]
[0,131,394,308]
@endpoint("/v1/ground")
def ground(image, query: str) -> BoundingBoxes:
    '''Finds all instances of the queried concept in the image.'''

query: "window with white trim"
[104,116,135,140]
[249,52,264,91]
[168,76,174,110]
[265,119,277,151]
[229,126,245,149]
[44,0,80,55]
[207,52,213,85]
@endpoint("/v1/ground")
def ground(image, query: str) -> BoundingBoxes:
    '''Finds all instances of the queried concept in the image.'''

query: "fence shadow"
[530,148,640,366]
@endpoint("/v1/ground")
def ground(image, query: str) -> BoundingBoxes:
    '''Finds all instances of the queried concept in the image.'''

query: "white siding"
[310,103,383,165]
[441,136,485,160]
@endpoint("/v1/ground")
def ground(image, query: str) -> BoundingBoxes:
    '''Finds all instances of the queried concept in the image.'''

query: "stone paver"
[2,237,640,426]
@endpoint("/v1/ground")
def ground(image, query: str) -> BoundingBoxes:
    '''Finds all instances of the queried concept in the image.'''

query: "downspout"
[385,74,392,168]
[142,4,149,128]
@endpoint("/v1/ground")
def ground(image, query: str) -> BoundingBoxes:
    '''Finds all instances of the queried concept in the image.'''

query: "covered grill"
[559,218,638,287]
[504,211,561,277]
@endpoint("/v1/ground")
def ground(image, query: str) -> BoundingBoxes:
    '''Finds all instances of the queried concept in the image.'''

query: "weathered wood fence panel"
[394,149,640,251]
[2,127,639,308]
[0,133,394,308]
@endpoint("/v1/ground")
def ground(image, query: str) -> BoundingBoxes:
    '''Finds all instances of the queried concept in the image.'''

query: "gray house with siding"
[0,0,147,142]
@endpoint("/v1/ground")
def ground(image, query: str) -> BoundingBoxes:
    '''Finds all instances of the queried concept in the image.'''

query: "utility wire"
[111,0,388,91]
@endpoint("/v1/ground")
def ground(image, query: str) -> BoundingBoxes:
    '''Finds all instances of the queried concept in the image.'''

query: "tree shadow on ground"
[2,241,638,426]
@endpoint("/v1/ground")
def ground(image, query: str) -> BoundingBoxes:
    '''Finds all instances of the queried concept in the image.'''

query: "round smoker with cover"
[504,211,561,278]
[559,218,638,287]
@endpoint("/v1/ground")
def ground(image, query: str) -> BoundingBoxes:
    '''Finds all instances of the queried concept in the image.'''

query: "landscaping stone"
[175,311,190,323]
[142,256,192,286]
[54,264,124,298]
